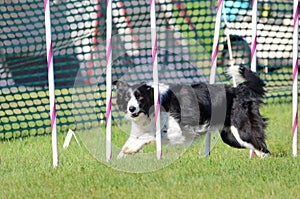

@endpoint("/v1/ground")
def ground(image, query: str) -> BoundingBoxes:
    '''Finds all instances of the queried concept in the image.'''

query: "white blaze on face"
[127,91,140,114]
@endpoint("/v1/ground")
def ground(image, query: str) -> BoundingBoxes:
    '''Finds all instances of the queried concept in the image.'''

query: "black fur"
[113,66,271,156]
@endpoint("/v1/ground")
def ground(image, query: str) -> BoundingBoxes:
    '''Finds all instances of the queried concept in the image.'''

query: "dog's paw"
[117,151,127,159]
[254,150,271,159]
[122,145,142,155]
[118,140,145,157]
[118,136,154,158]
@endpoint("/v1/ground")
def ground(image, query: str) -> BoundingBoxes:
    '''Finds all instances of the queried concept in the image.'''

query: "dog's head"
[113,81,154,121]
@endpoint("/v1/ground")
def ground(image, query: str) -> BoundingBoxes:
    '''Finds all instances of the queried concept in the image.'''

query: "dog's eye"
[135,92,143,101]
[138,96,144,101]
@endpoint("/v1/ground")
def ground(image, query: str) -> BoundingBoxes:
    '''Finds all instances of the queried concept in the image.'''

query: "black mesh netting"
[0,0,299,139]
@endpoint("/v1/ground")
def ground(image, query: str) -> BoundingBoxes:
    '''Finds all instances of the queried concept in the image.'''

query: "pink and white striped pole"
[249,0,258,158]
[106,0,113,161]
[44,0,58,167]
[207,0,223,156]
[251,0,257,72]
[292,0,298,157]
[210,0,223,84]
[150,0,162,160]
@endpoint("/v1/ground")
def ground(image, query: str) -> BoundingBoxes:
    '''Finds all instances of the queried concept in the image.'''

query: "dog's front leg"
[117,134,155,159]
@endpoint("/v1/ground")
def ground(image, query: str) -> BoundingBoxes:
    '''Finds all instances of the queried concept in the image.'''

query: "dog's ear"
[112,80,119,86]
[113,80,130,90]
[113,80,131,113]
[136,81,150,90]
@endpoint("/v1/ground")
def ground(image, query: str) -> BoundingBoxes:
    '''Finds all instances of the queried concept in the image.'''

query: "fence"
[0,0,299,140]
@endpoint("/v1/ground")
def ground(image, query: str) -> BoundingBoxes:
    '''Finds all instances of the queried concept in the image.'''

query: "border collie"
[113,65,271,158]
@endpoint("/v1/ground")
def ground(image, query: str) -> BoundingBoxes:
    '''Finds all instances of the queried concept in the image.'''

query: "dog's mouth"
[130,111,144,118]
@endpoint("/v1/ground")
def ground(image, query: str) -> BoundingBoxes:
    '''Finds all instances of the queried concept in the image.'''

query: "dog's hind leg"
[230,126,270,158]
[220,129,244,149]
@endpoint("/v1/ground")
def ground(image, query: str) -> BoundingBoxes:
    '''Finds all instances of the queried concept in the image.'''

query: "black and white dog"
[113,65,271,158]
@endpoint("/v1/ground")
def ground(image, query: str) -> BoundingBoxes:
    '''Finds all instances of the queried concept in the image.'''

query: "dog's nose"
[128,106,136,113]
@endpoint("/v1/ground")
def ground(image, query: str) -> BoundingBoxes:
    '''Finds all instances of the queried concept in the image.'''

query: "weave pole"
[106,0,113,161]
[207,0,223,156]
[150,0,162,160]
[44,0,58,167]
[249,0,258,158]
[250,0,257,72]
[209,0,223,84]
[292,0,298,157]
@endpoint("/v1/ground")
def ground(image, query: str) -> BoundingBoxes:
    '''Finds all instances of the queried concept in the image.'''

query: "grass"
[1,2,298,197]
[0,103,300,198]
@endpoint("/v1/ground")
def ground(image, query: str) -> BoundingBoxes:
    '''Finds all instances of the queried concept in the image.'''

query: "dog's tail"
[227,65,270,157]
[227,65,265,98]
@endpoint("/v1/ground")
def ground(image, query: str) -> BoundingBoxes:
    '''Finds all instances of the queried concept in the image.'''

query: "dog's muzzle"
[128,106,143,118]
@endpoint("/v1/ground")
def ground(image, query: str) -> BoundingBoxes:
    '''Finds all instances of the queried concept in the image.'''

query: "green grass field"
[0,103,299,198]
